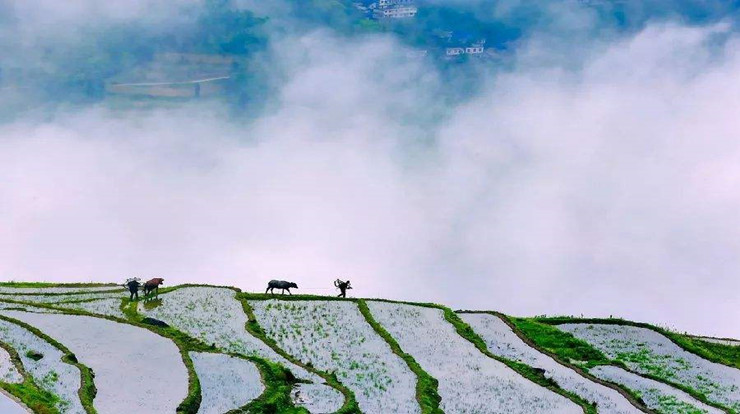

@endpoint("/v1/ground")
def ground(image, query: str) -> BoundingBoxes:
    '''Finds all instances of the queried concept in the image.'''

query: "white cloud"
[1,20,738,338]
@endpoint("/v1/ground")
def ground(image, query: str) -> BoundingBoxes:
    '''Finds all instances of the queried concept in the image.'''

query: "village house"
[443,33,487,58]
[373,5,418,19]
[445,42,485,57]
[357,0,418,19]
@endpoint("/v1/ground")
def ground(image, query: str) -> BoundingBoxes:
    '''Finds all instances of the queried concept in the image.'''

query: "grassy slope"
[0,340,60,414]
[236,292,359,414]
[241,293,443,413]
[243,293,597,414]
[0,314,98,414]
[356,299,443,414]
[531,317,737,414]
[1,287,736,414]
[430,305,595,414]
[537,317,740,370]
[508,317,613,368]
[485,314,651,412]
[124,289,313,414]
[0,295,306,414]
[672,337,740,371]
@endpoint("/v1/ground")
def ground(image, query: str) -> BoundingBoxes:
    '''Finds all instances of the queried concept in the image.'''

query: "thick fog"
[1,1,739,337]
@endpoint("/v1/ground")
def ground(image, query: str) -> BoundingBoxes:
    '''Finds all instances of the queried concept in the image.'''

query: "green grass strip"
[356,299,443,414]
[229,357,308,414]
[124,287,321,413]
[536,317,739,370]
[0,339,60,414]
[122,296,314,414]
[237,293,360,414]
[533,317,735,414]
[428,307,595,414]
[0,314,98,414]
[510,317,613,369]
[1,378,60,414]
[16,295,296,414]
[668,336,740,371]
[119,297,205,413]
[483,314,651,413]
[0,297,201,414]
[248,294,599,413]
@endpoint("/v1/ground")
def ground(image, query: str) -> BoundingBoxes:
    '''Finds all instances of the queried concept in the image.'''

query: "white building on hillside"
[446,41,486,57]
[378,0,415,6]
[368,0,417,19]
[374,4,417,18]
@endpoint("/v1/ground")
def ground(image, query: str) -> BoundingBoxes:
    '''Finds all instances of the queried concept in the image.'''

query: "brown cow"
[144,278,164,297]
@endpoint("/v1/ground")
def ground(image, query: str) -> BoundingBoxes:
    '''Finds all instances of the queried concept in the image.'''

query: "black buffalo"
[266,280,298,295]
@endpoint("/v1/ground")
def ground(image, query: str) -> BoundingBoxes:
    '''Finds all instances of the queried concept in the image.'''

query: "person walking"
[334,279,352,298]
[126,278,141,301]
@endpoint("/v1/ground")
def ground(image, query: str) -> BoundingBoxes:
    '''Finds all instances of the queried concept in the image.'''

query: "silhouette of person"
[335,279,351,298]
[126,279,141,301]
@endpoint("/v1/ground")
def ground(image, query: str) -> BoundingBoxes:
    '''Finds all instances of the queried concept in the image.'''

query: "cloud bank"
[1,2,739,337]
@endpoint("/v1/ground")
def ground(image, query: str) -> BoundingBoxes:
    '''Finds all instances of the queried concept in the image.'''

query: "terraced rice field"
[251,300,420,414]
[55,298,127,319]
[0,283,737,413]
[190,352,264,414]
[3,310,189,413]
[0,316,85,413]
[137,287,319,380]
[135,286,341,411]
[590,365,723,414]
[366,301,581,414]
[459,312,640,414]
[559,323,740,411]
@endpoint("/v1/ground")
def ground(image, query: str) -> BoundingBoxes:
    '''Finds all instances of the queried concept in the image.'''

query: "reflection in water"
[143,297,162,310]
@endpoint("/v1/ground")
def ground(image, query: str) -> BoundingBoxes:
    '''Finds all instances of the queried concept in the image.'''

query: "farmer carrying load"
[125,278,141,301]
[334,279,352,298]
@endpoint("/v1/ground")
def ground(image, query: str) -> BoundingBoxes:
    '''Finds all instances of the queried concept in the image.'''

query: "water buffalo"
[144,278,164,296]
[266,280,298,295]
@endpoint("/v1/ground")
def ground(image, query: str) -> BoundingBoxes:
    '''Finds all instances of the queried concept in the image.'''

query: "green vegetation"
[0,340,61,414]
[531,316,736,414]
[0,0,521,113]
[1,288,737,414]
[356,299,443,414]
[229,357,308,414]
[510,318,611,368]
[670,336,740,371]
[534,316,740,370]
[1,378,61,414]
[655,394,706,414]
[0,314,98,414]
[25,350,44,361]
[431,307,597,414]
[0,295,308,414]
[195,0,267,55]
[237,292,361,414]
[241,292,356,302]
[475,313,650,412]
